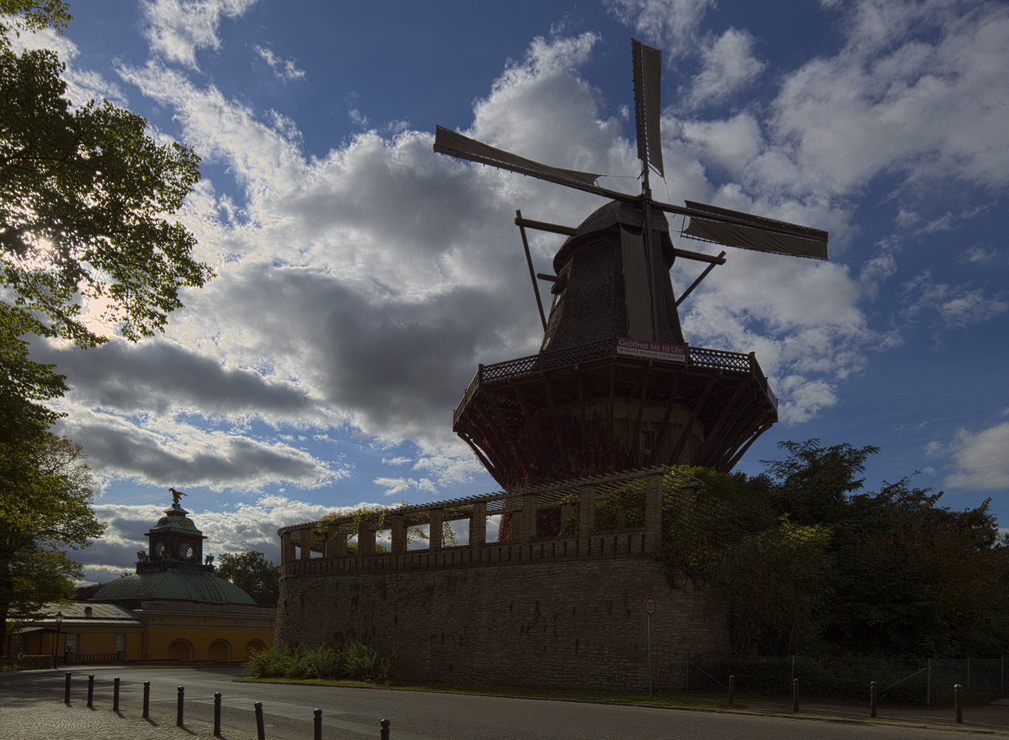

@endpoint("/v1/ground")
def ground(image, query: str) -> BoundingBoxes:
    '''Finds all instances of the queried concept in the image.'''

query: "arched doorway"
[243,639,266,658]
[167,639,193,661]
[208,639,231,662]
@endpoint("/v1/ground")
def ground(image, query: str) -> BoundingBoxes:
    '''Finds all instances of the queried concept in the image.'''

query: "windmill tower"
[435,40,828,491]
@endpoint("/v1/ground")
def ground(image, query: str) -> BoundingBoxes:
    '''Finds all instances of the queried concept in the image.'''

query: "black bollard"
[255,702,265,740]
[792,678,799,713]
[177,686,185,727]
[870,681,877,718]
[314,708,322,740]
[380,718,390,740]
[728,675,735,706]
[214,692,222,737]
[87,674,95,708]
[64,672,71,705]
[143,681,150,719]
[955,683,963,724]
[113,677,120,712]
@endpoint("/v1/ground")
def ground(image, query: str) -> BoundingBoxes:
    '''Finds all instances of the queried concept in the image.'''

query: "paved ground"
[4,664,1009,739]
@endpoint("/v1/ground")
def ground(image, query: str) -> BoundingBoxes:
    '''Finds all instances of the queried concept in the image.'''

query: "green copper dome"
[91,569,255,605]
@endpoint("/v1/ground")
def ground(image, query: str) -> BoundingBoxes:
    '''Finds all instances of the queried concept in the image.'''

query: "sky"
[7,0,1009,584]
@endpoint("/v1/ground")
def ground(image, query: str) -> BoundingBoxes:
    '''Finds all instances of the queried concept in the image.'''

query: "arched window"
[243,639,266,658]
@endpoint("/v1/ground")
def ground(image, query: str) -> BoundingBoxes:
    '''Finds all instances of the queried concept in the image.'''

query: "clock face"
[154,542,165,557]
[180,543,194,560]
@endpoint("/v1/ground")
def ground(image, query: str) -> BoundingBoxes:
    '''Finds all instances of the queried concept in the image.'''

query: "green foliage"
[0,433,105,636]
[214,551,280,609]
[244,642,395,683]
[0,653,56,671]
[661,440,1009,657]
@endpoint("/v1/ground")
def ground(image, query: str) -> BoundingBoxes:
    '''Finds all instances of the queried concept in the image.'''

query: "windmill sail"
[632,39,664,179]
[677,200,829,260]
[434,127,605,193]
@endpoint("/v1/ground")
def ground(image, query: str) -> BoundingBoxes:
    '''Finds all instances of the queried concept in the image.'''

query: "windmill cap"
[553,200,673,274]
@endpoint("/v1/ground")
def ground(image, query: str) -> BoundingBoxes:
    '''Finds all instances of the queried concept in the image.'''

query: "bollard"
[64,672,71,705]
[955,683,963,724]
[177,686,185,727]
[870,681,877,718]
[255,701,265,740]
[214,692,222,737]
[792,678,799,713]
[143,681,150,719]
[728,675,735,706]
[113,677,120,712]
[314,708,322,740]
[380,718,390,740]
[87,674,95,708]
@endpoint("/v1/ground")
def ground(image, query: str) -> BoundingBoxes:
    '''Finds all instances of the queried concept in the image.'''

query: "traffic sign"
[645,596,657,616]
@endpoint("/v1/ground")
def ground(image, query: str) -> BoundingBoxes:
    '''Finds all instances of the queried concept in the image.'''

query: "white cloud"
[900,272,1008,330]
[373,477,437,497]
[254,44,305,81]
[684,28,765,109]
[142,0,258,69]
[605,0,715,56]
[937,423,1009,491]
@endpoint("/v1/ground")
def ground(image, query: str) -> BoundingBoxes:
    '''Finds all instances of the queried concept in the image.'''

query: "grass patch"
[235,676,740,709]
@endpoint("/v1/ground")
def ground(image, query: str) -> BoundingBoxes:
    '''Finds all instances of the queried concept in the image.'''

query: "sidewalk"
[730,695,1009,735]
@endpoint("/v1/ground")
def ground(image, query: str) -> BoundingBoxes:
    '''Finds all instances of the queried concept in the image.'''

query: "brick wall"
[276,554,729,691]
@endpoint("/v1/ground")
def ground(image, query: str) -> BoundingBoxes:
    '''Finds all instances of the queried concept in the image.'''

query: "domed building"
[88,492,276,662]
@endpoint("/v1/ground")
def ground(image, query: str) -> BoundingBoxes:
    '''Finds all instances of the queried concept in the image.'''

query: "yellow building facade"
[5,495,275,664]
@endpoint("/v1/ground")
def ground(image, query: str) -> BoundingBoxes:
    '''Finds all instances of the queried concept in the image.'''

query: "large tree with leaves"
[0,433,105,639]
[215,552,281,609]
[1,1,210,637]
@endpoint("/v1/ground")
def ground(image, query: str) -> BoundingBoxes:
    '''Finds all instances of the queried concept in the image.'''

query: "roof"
[90,570,256,606]
[146,502,207,538]
[13,602,143,631]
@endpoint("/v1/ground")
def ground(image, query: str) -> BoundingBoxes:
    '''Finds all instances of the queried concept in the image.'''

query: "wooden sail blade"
[632,39,664,179]
[434,126,631,201]
[654,199,829,260]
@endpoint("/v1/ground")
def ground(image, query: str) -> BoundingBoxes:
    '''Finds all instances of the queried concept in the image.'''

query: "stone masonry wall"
[276,555,729,690]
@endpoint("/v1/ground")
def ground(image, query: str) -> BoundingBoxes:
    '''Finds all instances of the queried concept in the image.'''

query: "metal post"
[314,708,322,740]
[214,692,222,737]
[728,675,735,706]
[792,678,799,713]
[955,683,963,724]
[967,657,971,692]
[1002,656,1005,692]
[87,674,94,708]
[143,681,150,719]
[380,718,390,740]
[647,613,653,698]
[685,647,689,691]
[255,701,265,740]
[64,672,71,705]
[927,659,931,708]
[870,681,877,718]
[177,686,184,727]
[113,677,120,712]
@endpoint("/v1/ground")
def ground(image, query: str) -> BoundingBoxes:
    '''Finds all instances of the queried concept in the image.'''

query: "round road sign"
[645,596,657,616]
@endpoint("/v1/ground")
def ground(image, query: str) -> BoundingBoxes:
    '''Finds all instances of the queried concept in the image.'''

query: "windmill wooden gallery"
[275,40,829,689]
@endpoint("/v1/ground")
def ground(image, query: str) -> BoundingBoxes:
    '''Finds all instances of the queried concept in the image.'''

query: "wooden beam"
[631,361,654,461]
[695,381,747,464]
[516,209,547,331]
[667,375,716,465]
[648,366,684,465]
[514,215,577,236]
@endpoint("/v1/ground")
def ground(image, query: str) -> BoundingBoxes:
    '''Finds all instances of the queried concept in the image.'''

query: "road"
[1,665,1004,739]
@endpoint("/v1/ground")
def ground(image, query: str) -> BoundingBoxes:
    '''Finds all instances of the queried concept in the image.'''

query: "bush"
[0,655,56,671]
[245,642,394,683]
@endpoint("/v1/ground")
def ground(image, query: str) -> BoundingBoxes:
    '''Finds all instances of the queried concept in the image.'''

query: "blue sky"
[9,0,1009,583]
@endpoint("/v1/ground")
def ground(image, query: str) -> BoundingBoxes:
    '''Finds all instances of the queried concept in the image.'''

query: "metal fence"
[690,655,1007,706]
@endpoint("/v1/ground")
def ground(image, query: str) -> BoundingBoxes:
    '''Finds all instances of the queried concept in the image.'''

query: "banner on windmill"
[616,337,687,363]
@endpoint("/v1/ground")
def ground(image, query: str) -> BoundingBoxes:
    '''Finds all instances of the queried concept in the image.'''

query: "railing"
[454,338,777,424]
[283,529,656,578]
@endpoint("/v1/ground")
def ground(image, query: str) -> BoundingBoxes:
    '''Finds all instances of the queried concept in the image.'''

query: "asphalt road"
[0,665,1001,740]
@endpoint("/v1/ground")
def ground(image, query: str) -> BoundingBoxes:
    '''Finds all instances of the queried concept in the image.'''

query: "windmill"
[435,39,828,492]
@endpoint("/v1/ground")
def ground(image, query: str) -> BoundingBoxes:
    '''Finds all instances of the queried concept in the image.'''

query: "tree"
[1,1,210,636]
[0,433,105,637]
[2,1,212,350]
[215,552,280,609]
